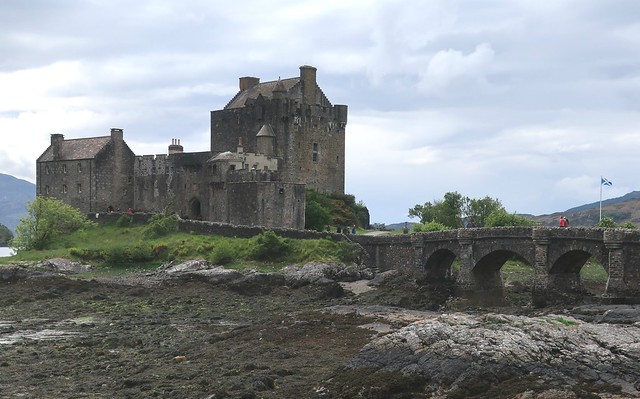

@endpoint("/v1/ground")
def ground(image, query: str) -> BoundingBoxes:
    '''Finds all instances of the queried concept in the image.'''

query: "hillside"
[0,173,35,232]
[532,196,640,227]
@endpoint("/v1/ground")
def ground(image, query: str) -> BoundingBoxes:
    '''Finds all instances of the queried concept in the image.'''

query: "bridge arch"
[423,248,457,280]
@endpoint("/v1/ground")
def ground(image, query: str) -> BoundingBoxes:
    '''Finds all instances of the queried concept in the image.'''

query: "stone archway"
[189,197,202,220]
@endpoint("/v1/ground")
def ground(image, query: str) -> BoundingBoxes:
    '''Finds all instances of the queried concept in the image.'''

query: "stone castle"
[36,66,348,229]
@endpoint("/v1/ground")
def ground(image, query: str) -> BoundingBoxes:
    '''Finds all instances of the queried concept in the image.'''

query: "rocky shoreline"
[1,259,639,398]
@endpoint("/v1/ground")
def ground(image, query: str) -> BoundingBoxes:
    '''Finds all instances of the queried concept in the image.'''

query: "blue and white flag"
[601,177,613,186]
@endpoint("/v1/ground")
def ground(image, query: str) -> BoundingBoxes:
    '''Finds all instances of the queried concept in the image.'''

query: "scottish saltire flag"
[601,177,613,186]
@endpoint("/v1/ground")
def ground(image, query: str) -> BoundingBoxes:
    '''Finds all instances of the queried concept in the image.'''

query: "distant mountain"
[564,191,640,213]
[532,192,640,227]
[0,173,35,233]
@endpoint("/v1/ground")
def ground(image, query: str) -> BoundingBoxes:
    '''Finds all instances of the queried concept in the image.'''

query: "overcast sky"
[1,0,638,224]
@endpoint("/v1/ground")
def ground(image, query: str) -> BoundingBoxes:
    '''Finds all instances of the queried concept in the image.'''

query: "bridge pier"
[531,230,551,307]
[456,230,504,306]
[604,230,627,299]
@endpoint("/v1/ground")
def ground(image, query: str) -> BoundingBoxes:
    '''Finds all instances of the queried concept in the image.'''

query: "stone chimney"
[239,76,260,91]
[237,137,244,154]
[300,65,317,105]
[51,133,64,160]
[168,138,184,154]
[110,128,123,141]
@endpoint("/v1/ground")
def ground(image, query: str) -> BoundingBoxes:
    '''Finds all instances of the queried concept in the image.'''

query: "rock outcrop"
[335,312,640,397]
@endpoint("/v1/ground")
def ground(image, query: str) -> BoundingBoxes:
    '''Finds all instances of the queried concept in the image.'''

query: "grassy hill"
[531,197,640,227]
[0,173,35,232]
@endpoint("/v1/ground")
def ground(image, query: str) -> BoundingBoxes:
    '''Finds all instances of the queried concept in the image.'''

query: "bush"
[596,217,617,228]
[116,215,133,227]
[103,244,155,264]
[620,222,637,229]
[69,247,104,261]
[250,230,291,261]
[485,209,537,227]
[142,214,178,238]
[412,221,450,232]
[209,241,236,265]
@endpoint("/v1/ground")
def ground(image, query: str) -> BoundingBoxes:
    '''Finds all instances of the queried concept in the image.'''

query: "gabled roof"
[38,136,111,162]
[225,77,299,109]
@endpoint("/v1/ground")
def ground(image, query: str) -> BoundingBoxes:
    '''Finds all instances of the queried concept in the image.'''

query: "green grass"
[0,220,360,276]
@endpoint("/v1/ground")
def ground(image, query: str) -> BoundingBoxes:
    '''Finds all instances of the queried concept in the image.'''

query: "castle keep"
[36,66,348,229]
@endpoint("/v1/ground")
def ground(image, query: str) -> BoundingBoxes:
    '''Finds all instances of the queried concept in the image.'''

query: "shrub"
[620,222,637,229]
[116,214,133,227]
[485,209,537,227]
[412,221,450,232]
[69,247,104,261]
[103,244,154,264]
[596,217,617,228]
[209,241,235,265]
[250,230,291,261]
[142,214,178,238]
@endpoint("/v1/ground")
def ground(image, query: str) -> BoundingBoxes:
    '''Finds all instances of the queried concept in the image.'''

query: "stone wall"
[94,139,136,213]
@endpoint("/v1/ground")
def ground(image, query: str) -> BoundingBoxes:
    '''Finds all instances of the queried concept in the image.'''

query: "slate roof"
[225,77,299,109]
[37,136,111,162]
[207,151,243,163]
[256,124,276,137]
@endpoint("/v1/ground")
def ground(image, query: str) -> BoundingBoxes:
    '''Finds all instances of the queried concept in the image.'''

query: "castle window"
[45,185,50,195]
[229,165,236,171]
[62,184,67,194]
[45,166,50,175]
[312,143,319,162]
[77,163,82,173]
[62,164,67,174]
[77,184,82,193]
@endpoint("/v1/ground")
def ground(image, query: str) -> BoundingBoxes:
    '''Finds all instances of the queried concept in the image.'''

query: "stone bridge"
[351,227,640,304]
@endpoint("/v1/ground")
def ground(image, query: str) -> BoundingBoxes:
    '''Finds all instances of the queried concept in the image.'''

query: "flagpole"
[599,176,603,221]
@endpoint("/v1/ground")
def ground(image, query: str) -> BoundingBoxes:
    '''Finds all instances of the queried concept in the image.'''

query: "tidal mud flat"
[0,261,639,398]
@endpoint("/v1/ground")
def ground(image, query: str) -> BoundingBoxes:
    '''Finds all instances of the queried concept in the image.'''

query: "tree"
[0,223,13,246]
[463,196,503,227]
[11,196,95,251]
[305,200,331,231]
[305,189,370,230]
[409,191,465,228]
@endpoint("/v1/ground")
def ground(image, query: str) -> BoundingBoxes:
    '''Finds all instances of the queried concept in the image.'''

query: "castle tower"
[210,65,347,195]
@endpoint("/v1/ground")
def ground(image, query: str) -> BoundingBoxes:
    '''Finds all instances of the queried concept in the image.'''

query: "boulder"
[283,262,373,287]
[35,258,93,274]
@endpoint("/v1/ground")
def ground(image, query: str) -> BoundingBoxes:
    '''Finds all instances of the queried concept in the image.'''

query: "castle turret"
[256,124,275,156]
[51,133,64,160]
[168,138,184,154]
[300,65,317,105]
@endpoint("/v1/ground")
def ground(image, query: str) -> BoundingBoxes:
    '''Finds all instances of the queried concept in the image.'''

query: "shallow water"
[0,247,14,257]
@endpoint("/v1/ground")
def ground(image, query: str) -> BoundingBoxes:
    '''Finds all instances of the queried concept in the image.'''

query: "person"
[351,225,356,235]
[559,216,566,227]
[564,217,569,227]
